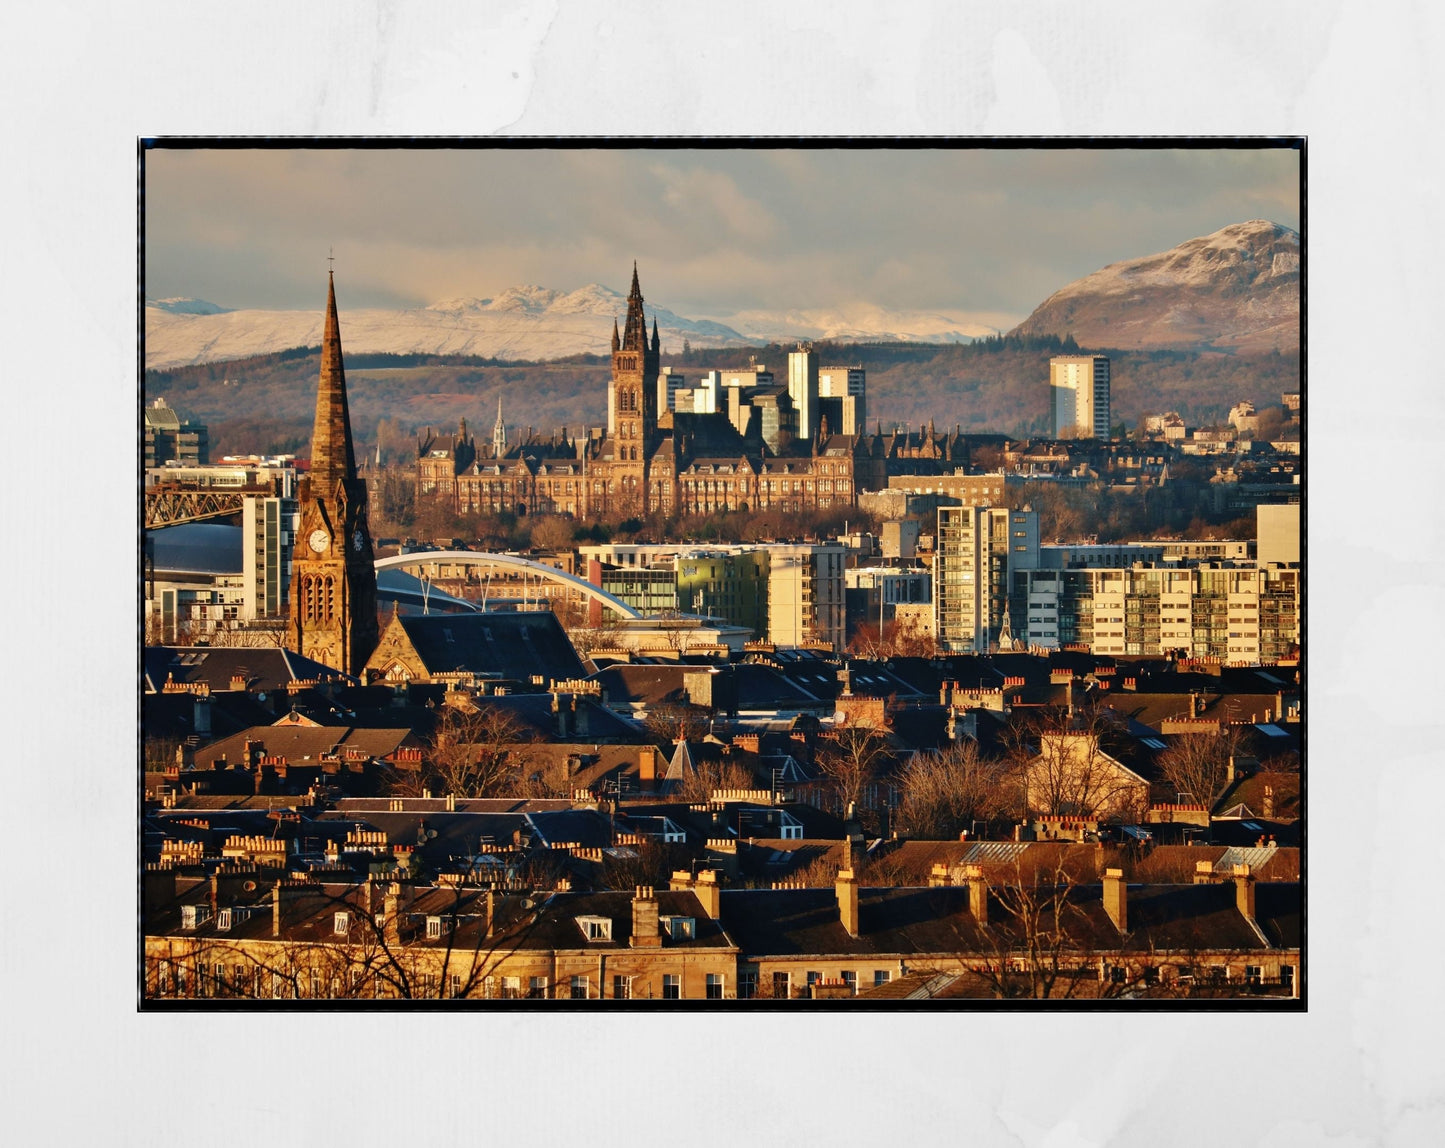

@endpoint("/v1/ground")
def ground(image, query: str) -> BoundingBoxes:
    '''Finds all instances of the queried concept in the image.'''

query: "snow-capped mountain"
[144,284,762,369]
[710,302,1003,345]
[146,297,232,316]
[1010,220,1300,353]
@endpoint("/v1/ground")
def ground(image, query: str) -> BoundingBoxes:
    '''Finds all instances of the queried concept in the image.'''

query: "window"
[216,908,233,931]
[662,974,681,1000]
[874,969,891,988]
[181,904,210,929]
[841,971,857,995]
[772,971,791,999]
[450,974,463,999]
[570,976,589,1000]
[612,975,632,1000]
[333,911,350,935]
[310,970,322,998]
[1281,965,1295,992]
[426,916,443,939]
[501,976,521,1000]
[577,915,613,942]
[663,916,696,941]
[1245,965,1263,986]
[706,973,724,1000]
[528,976,548,1000]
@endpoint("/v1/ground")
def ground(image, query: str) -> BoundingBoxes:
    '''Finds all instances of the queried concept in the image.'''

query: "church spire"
[622,262,647,351]
[651,316,660,353]
[493,394,507,457]
[309,269,357,488]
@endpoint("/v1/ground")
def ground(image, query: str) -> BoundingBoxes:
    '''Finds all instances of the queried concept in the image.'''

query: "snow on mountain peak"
[146,297,231,315]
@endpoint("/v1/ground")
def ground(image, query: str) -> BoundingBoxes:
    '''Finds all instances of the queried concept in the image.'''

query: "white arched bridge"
[374,550,640,619]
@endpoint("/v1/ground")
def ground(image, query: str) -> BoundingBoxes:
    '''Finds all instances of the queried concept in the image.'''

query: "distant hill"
[1010,220,1300,354]
[145,336,1299,461]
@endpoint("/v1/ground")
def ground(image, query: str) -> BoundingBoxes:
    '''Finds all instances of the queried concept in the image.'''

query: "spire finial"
[328,247,335,276]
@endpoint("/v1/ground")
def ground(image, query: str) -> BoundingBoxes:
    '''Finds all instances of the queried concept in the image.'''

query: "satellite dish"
[257,692,267,702]
[831,711,846,723]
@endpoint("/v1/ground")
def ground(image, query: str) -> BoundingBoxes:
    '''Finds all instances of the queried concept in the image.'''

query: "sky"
[144,145,1300,326]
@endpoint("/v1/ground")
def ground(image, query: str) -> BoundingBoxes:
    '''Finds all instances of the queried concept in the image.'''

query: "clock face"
[352,529,364,553]
[308,528,330,554]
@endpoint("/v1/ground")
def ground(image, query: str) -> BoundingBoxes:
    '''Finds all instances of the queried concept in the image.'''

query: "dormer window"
[216,908,233,931]
[426,916,443,939]
[576,915,612,942]
[662,916,696,942]
[181,904,211,929]
[333,911,350,935]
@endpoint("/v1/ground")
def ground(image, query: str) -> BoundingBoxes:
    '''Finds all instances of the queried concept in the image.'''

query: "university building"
[414,265,979,520]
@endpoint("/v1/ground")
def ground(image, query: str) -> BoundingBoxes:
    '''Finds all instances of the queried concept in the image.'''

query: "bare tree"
[642,703,709,746]
[1006,708,1147,822]
[675,754,757,804]
[895,740,1005,839]
[1156,726,1243,808]
[530,515,576,552]
[816,719,896,818]
[390,704,541,798]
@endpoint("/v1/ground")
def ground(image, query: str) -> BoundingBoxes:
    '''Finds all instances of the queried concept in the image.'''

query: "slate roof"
[391,612,586,682]
[144,646,355,693]
[192,724,419,768]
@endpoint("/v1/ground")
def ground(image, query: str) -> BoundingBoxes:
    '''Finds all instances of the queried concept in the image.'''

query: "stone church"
[287,272,379,676]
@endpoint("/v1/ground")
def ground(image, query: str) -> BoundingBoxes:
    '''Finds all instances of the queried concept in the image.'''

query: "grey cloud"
[145,146,1299,321]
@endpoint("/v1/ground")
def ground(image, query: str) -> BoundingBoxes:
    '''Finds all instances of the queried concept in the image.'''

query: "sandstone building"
[286,272,379,676]
[415,265,977,521]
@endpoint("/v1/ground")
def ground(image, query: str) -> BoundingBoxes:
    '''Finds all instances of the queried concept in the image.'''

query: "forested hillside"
[144,337,1300,461]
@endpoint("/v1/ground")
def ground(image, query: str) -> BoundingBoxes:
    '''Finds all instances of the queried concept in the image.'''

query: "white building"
[786,343,820,440]
[766,542,846,650]
[1049,355,1111,439]
[658,367,689,414]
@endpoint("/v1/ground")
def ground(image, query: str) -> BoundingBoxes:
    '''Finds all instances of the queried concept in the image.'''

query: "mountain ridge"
[1010,220,1299,353]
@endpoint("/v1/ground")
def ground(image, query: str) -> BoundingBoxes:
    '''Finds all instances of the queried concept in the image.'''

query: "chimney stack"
[193,693,212,738]
[928,863,952,888]
[1103,868,1127,933]
[963,865,987,925]
[1232,863,1256,920]
[630,886,661,947]
[693,870,721,918]
[835,868,859,937]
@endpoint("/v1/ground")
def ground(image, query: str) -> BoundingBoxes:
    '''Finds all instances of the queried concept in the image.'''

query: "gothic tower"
[287,271,379,677]
[607,263,660,512]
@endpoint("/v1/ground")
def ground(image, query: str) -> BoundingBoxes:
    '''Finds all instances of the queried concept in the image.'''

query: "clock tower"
[287,270,379,676]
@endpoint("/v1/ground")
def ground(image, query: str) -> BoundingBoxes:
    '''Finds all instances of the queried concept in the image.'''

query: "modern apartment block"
[819,364,866,435]
[145,397,210,467]
[934,506,1040,652]
[766,542,846,649]
[1049,355,1111,439]
[584,543,839,645]
[1011,561,1299,661]
[597,549,769,637]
